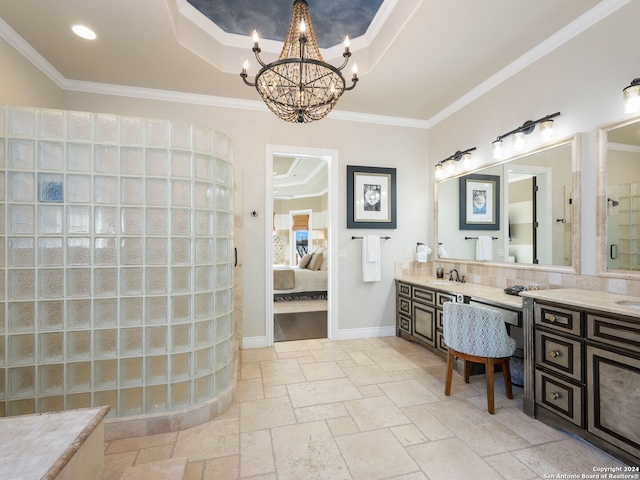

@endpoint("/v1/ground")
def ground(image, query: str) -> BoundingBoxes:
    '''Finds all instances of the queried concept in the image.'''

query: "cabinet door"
[587,345,640,459]
[412,302,436,347]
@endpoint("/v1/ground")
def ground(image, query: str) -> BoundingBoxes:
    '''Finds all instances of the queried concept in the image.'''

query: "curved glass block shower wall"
[0,106,235,419]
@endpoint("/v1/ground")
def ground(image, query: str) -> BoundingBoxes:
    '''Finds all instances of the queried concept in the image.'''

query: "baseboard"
[242,336,267,349]
[335,325,396,340]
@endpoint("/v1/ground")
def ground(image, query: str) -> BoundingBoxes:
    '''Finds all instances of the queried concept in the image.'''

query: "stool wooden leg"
[502,358,513,399]
[445,349,454,396]
[486,358,495,414]
[463,360,470,383]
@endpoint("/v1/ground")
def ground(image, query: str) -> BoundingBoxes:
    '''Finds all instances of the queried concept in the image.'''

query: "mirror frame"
[434,134,581,274]
[596,113,640,278]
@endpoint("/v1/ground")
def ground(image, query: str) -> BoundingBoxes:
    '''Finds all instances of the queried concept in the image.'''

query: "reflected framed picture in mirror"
[347,165,396,229]
[459,174,500,230]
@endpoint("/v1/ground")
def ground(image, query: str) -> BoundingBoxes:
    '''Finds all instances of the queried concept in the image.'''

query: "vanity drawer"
[398,297,411,316]
[535,303,582,336]
[398,314,411,335]
[398,282,412,298]
[535,368,584,427]
[435,329,448,355]
[436,291,456,307]
[587,313,640,354]
[535,329,583,382]
[436,309,444,330]
[412,286,435,305]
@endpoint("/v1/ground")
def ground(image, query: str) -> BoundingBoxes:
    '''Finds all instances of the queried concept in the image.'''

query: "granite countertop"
[520,287,640,318]
[395,275,523,309]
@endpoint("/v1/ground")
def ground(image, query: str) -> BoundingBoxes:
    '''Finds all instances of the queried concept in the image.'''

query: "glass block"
[145,297,167,324]
[146,149,169,176]
[215,341,229,369]
[146,355,168,384]
[146,208,168,235]
[195,210,213,236]
[121,238,143,265]
[146,178,168,206]
[215,264,230,288]
[216,157,231,185]
[171,352,191,380]
[95,113,119,143]
[67,362,92,391]
[215,289,231,315]
[146,238,168,265]
[121,116,144,145]
[215,212,231,236]
[120,147,144,175]
[195,375,213,402]
[93,359,118,390]
[9,237,35,267]
[216,238,230,262]
[194,154,213,181]
[121,177,143,205]
[66,299,91,329]
[171,122,192,149]
[67,206,91,234]
[8,302,35,333]
[66,111,93,141]
[146,326,167,354]
[38,300,63,331]
[66,175,91,203]
[38,332,63,362]
[121,207,143,235]
[146,118,170,148]
[171,150,191,178]
[67,392,91,410]
[120,387,143,416]
[95,237,117,265]
[120,357,143,385]
[67,268,91,297]
[8,270,35,300]
[67,238,91,265]
[195,320,213,347]
[171,267,191,293]
[0,303,5,331]
[94,298,118,328]
[171,209,191,235]
[7,399,35,416]
[170,381,191,409]
[9,139,36,170]
[145,385,167,413]
[120,328,143,356]
[0,172,4,202]
[195,125,214,153]
[195,238,213,264]
[38,173,63,203]
[94,207,117,234]
[94,268,118,296]
[67,330,91,360]
[0,338,4,367]
[195,348,213,374]
[38,364,64,394]
[120,267,143,296]
[9,205,35,234]
[9,172,35,202]
[9,366,35,397]
[9,106,36,137]
[195,266,213,291]
[38,141,64,170]
[195,293,212,319]
[66,143,91,172]
[94,144,119,174]
[38,205,64,234]
[94,390,117,417]
[145,267,167,294]
[171,295,191,324]
[214,185,229,211]
[120,297,143,326]
[94,330,117,359]
[39,397,65,416]
[194,182,211,208]
[38,109,64,139]
[171,237,191,264]
[172,324,191,352]
[215,366,228,393]
[8,334,35,365]
[39,269,64,298]
[94,176,117,204]
[171,180,191,207]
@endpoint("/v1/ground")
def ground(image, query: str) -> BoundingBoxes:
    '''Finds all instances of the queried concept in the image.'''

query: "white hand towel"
[362,235,381,282]
[475,236,494,261]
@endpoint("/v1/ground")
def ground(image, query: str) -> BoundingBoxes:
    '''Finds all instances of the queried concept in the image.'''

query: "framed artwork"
[459,174,500,230]
[347,165,396,229]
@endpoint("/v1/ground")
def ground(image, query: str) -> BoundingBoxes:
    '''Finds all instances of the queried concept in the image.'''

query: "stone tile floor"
[101,336,627,479]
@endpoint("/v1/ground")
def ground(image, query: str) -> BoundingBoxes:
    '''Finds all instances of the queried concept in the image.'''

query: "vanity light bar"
[434,147,476,179]
[492,112,561,158]
[623,78,640,114]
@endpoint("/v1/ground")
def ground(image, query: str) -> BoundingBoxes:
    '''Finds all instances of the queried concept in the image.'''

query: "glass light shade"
[71,25,96,40]
[434,163,444,180]
[539,119,555,142]
[513,131,525,151]
[444,158,456,174]
[461,153,473,169]
[624,83,640,114]
[492,140,503,159]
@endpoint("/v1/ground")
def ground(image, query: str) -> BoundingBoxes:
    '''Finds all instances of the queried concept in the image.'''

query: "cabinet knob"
[548,392,560,400]
[548,350,561,358]
[547,314,557,323]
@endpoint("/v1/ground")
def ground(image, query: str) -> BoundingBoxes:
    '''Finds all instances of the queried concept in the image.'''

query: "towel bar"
[351,236,391,240]
[465,236,497,240]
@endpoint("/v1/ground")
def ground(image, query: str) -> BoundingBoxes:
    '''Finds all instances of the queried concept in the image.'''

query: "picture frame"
[459,174,500,230]
[347,165,396,229]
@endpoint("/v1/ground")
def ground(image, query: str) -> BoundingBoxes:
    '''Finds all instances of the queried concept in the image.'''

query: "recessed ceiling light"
[72,24,97,40]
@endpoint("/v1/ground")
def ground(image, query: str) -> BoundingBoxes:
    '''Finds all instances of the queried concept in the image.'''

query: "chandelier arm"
[337,52,351,71]
[343,78,359,92]
[253,49,267,68]
[240,72,256,87]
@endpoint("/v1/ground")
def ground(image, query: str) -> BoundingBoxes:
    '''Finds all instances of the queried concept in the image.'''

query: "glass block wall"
[0,106,235,418]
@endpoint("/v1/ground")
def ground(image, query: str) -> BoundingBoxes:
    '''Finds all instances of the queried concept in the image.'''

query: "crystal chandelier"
[240,0,359,123]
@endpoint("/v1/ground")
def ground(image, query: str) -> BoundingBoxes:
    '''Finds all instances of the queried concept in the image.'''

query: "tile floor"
[101,336,628,479]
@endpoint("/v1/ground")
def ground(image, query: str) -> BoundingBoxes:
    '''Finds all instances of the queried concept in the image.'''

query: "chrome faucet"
[448,269,460,282]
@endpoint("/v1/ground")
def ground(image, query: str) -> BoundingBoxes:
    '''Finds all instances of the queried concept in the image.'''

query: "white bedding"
[273,265,328,294]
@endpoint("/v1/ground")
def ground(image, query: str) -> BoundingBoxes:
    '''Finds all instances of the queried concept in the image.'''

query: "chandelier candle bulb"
[252,30,259,48]
[242,60,249,75]
[344,36,350,53]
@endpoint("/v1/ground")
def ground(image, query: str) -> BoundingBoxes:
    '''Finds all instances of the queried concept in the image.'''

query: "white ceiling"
[0,0,618,126]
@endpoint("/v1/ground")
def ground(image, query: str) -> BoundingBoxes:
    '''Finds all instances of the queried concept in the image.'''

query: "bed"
[273,265,328,298]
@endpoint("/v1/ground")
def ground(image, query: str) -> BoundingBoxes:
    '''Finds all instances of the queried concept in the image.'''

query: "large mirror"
[435,135,580,272]
[597,115,640,275]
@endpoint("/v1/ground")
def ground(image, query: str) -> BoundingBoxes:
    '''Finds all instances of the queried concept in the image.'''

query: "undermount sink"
[615,300,640,309]
[430,281,453,285]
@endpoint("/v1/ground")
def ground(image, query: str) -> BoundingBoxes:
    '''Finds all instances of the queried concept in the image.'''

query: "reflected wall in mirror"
[598,116,640,273]
[436,136,578,271]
